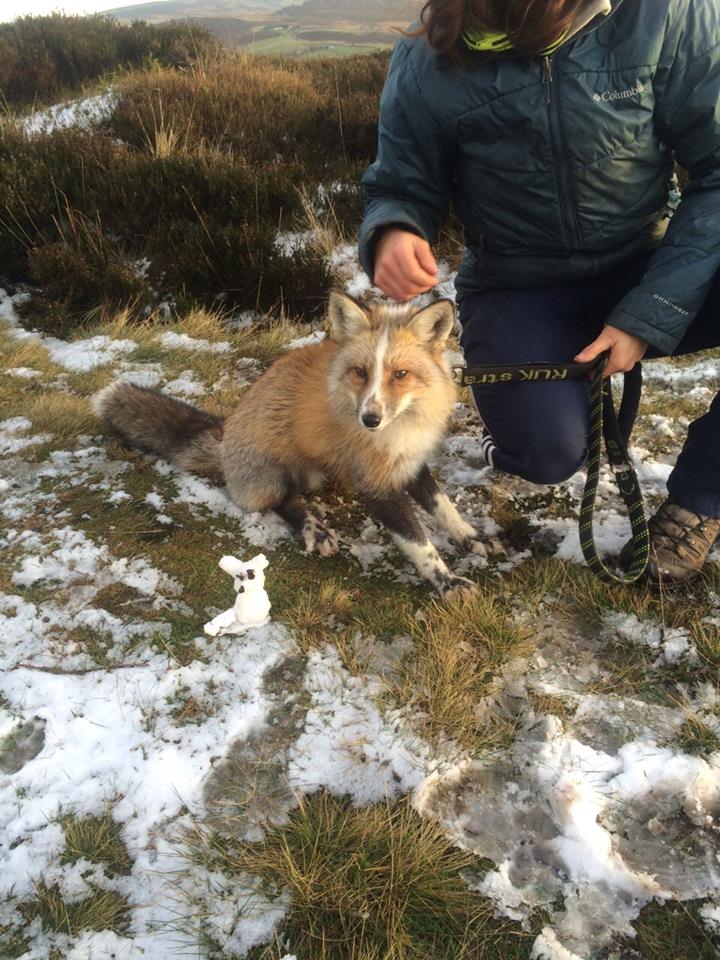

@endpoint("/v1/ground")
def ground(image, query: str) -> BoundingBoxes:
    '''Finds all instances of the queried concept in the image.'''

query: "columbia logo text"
[593,80,645,103]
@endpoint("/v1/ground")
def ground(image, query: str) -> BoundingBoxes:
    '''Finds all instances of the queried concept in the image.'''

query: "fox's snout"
[361,411,382,429]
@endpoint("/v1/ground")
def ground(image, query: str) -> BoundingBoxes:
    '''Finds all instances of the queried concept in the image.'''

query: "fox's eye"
[353,366,367,379]
[394,369,408,380]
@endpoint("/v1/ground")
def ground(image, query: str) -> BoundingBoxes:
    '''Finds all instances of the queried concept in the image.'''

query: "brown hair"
[412,0,586,58]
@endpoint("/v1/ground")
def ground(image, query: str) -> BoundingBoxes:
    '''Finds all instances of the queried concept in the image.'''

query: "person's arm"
[359,39,455,295]
[604,0,720,354]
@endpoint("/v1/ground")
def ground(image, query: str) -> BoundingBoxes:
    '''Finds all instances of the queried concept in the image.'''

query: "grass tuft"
[191,790,531,960]
[626,898,720,959]
[60,812,132,875]
[674,716,720,758]
[392,591,533,754]
[19,883,131,937]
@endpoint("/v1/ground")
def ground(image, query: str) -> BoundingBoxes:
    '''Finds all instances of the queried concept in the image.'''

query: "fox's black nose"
[362,412,382,429]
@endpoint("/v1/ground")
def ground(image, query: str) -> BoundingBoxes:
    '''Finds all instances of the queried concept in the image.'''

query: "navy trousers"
[458,254,720,518]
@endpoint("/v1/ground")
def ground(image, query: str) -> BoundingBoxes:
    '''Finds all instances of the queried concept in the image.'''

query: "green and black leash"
[452,352,650,584]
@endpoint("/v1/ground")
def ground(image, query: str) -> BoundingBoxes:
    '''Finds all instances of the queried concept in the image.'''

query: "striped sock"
[480,430,497,468]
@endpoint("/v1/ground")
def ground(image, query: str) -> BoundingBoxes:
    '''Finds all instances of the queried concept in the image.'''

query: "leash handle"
[452,356,603,386]
[580,366,650,584]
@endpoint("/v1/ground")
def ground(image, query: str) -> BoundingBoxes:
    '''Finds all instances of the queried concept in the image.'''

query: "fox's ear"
[328,292,371,344]
[406,299,456,350]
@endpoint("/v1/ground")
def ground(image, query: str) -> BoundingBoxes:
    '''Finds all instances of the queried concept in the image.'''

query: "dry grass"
[628,899,720,960]
[60,812,132,875]
[673,715,720,758]
[390,592,533,754]
[190,790,533,960]
[19,883,131,937]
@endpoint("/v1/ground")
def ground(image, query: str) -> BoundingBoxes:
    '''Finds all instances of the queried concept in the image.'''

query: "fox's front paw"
[452,535,505,559]
[451,535,486,557]
[485,537,506,558]
[302,515,340,557]
[439,574,478,604]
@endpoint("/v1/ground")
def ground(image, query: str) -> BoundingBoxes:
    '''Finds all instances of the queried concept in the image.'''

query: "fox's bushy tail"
[93,381,224,477]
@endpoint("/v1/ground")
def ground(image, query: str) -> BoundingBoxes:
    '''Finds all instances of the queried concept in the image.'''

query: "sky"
[1,0,167,22]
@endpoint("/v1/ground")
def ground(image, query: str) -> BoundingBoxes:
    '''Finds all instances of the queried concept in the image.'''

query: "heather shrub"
[109,53,385,173]
[156,220,333,315]
[0,46,388,330]
[0,14,217,109]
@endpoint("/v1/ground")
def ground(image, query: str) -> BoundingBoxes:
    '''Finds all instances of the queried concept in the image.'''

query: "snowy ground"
[1,259,719,959]
[19,90,118,137]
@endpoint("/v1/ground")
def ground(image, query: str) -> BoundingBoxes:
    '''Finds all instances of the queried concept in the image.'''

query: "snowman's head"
[219,553,269,592]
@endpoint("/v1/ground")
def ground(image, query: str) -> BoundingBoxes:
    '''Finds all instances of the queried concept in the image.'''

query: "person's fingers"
[376,254,436,299]
[375,261,423,299]
[374,268,429,301]
[574,333,613,364]
[374,231,439,300]
[603,353,624,378]
[413,239,439,278]
[388,247,438,289]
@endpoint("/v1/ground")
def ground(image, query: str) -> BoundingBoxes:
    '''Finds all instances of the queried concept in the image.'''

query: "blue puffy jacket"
[359,0,720,353]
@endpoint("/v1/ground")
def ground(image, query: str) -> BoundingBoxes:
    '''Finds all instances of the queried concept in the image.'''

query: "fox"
[93,292,494,600]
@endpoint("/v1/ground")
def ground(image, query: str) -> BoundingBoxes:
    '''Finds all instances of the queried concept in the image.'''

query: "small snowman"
[204,554,271,637]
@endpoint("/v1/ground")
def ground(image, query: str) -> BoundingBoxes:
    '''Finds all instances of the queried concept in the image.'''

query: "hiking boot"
[622,498,720,584]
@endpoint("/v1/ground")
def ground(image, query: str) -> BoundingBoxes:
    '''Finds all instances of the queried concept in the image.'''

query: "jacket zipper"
[543,55,582,250]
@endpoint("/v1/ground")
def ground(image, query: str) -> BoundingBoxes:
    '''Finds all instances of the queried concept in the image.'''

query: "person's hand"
[374,228,439,300]
[575,324,648,378]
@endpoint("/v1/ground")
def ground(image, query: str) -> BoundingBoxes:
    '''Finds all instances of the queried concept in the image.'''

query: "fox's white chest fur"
[372,415,446,487]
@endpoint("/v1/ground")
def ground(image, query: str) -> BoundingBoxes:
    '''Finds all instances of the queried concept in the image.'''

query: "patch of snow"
[531,928,585,960]
[44,335,137,372]
[9,525,172,598]
[643,357,720,386]
[603,612,698,667]
[107,489,132,504]
[0,417,51,455]
[0,624,292,958]
[287,646,447,804]
[115,360,165,388]
[164,369,207,397]
[417,715,720,959]
[178,867,290,957]
[0,288,34,341]
[21,90,118,136]
[157,331,231,354]
[284,329,326,350]
[134,256,151,280]
[700,902,720,936]
[153,462,289,548]
[2,416,32,432]
[6,366,42,379]
[274,229,316,257]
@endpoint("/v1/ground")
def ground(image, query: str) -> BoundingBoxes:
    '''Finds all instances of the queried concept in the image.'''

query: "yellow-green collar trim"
[462,27,569,57]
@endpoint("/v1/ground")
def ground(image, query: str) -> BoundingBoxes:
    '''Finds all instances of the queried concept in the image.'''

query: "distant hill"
[106,0,420,51]
[274,0,418,27]
[106,1,312,21]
